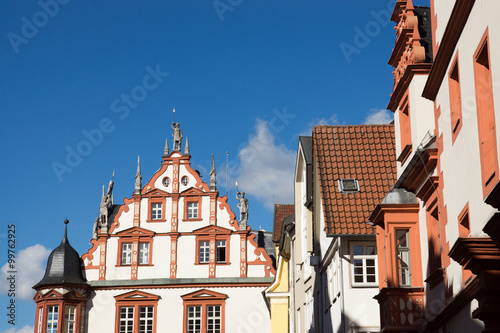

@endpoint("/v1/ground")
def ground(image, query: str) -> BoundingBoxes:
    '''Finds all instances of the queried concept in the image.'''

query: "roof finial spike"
[164,138,169,155]
[210,154,217,191]
[63,218,69,243]
[184,137,190,155]
[135,156,142,194]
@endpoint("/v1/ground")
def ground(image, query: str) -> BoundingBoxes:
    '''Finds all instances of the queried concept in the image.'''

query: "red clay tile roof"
[273,204,295,243]
[313,125,396,235]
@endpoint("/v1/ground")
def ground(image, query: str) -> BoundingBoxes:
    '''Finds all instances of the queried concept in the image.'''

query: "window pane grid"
[47,306,59,333]
[139,306,154,333]
[396,230,411,287]
[139,243,149,265]
[216,240,226,263]
[187,306,201,333]
[207,305,221,333]
[121,243,132,265]
[64,306,76,333]
[151,203,162,220]
[37,307,43,333]
[351,243,377,286]
[187,202,198,219]
[199,241,210,263]
[119,307,134,333]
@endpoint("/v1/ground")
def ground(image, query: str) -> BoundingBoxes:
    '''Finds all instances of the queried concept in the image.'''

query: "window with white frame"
[139,306,154,333]
[396,229,411,287]
[139,243,149,265]
[216,240,226,263]
[207,305,222,333]
[37,307,43,333]
[182,290,226,333]
[121,243,133,265]
[350,242,378,287]
[119,306,134,333]
[151,203,162,220]
[199,241,210,263]
[115,291,158,333]
[187,202,198,219]
[47,306,59,333]
[187,306,201,333]
[64,306,76,333]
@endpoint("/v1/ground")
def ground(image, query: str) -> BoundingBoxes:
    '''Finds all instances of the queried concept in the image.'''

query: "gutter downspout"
[338,237,346,333]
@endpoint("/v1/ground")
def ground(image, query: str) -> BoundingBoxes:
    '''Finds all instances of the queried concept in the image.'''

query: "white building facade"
[33,124,275,333]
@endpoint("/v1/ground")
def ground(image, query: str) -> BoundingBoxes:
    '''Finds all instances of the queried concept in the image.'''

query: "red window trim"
[183,197,203,222]
[181,289,227,333]
[147,197,167,223]
[398,91,412,165]
[116,237,154,267]
[194,235,231,265]
[448,53,463,143]
[114,291,159,333]
[474,28,499,198]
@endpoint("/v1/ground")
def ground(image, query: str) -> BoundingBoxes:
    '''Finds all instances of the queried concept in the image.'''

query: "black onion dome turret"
[33,219,87,289]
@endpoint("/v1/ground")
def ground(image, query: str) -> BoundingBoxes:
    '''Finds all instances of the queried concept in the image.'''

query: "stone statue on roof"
[236,191,248,230]
[172,122,183,151]
[99,174,114,233]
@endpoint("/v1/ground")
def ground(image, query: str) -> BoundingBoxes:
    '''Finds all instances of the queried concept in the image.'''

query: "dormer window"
[338,179,360,193]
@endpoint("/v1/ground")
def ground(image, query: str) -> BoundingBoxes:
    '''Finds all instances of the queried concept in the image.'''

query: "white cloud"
[0,244,51,300]
[364,108,393,124]
[0,325,34,333]
[299,114,339,136]
[235,120,296,209]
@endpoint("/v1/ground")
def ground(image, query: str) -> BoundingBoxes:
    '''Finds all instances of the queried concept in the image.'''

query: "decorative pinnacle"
[64,218,69,225]
[210,154,217,191]
[164,138,169,155]
[184,137,190,155]
[135,156,142,194]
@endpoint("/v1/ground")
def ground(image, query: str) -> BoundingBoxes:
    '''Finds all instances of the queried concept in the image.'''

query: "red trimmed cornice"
[388,64,432,112]
[422,0,476,100]
[449,237,500,273]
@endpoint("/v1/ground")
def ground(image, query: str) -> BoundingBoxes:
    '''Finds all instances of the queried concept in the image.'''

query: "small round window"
[163,177,170,187]
[181,176,189,186]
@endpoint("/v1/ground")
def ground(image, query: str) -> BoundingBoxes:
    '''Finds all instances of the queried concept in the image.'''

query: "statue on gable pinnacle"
[172,122,183,151]
[236,187,248,230]
[98,172,114,235]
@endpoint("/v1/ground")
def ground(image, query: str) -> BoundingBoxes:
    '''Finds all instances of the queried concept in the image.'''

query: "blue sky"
[0,0,428,330]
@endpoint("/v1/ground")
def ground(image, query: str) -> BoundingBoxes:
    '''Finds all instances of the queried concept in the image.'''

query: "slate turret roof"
[33,219,87,289]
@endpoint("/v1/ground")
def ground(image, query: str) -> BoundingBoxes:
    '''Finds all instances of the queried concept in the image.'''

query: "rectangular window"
[199,241,210,263]
[474,30,498,197]
[398,93,412,164]
[121,243,133,265]
[207,305,221,333]
[47,306,59,333]
[449,54,463,142]
[151,203,162,220]
[119,307,134,333]
[305,288,314,332]
[187,306,201,333]
[396,230,411,287]
[216,240,226,263]
[187,202,198,219]
[351,243,378,286]
[37,307,43,333]
[139,243,149,265]
[64,306,76,333]
[139,306,154,333]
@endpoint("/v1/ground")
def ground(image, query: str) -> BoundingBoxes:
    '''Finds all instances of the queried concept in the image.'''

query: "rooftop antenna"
[226,151,229,197]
